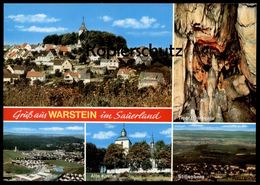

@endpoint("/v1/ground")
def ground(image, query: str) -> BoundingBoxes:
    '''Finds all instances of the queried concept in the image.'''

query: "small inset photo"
[85,123,172,181]
[3,122,84,181]
[173,123,256,182]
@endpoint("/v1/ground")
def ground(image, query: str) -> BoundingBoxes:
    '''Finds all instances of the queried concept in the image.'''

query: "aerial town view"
[173,124,256,182]
[3,3,172,107]
[3,122,84,181]
[85,123,171,181]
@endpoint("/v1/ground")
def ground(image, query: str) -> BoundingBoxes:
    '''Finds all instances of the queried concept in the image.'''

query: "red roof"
[26,70,45,78]
[59,46,69,52]
[64,72,80,78]
[45,44,54,51]
[118,68,135,75]
[8,51,17,58]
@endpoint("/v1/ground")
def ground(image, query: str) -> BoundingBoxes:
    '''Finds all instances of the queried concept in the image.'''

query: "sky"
[86,123,171,148]
[173,124,256,132]
[4,122,84,135]
[4,3,173,48]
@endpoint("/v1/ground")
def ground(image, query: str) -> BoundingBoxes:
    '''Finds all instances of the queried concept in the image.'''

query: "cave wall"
[173,3,256,122]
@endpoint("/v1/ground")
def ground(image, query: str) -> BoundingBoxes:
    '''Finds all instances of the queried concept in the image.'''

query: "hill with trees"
[43,30,127,49]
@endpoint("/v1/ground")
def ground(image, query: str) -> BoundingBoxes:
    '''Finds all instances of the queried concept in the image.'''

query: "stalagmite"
[199,89,210,122]
[215,106,224,122]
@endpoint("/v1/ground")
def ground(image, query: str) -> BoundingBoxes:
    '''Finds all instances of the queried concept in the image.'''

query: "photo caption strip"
[4,107,172,122]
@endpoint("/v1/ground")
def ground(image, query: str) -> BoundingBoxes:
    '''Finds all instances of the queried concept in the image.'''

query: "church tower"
[115,124,132,154]
[78,16,87,45]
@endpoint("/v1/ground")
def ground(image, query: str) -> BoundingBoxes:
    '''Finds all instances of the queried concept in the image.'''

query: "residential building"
[26,69,46,85]
[138,72,165,89]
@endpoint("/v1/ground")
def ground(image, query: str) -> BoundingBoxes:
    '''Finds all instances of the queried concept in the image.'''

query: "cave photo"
[173,3,256,122]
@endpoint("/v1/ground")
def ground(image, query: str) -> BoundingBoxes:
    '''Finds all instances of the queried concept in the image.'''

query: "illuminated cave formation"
[173,3,256,122]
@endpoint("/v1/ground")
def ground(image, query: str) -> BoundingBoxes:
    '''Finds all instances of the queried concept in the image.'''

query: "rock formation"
[173,3,256,122]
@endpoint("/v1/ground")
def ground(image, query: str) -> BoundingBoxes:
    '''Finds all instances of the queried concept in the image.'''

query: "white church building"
[106,126,170,174]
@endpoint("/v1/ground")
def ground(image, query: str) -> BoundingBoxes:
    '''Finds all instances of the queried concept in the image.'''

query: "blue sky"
[173,124,256,132]
[4,3,173,48]
[86,123,171,148]
[4,122,84,135]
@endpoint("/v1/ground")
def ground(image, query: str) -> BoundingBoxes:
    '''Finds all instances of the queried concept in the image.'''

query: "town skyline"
[4,3,172,48]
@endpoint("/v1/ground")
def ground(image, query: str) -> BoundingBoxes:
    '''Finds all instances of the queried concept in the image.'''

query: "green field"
[3,150,25,163]
[4,163,34,174]
[46,160,84,174]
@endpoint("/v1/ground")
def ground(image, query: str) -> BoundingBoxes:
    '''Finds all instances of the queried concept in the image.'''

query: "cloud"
[127,31,170,36]
[8,14,60,23]
[17,25,67,33]
[39,127,64,131]
[12,127,36,132]
[86,132,91,136]
[92,131,116,140]
[99,15,113,22]
[129,132,147,138]
[112,16,158,29]
[104,124,115,129]
[160,128,171,137]
[65,126,84,131]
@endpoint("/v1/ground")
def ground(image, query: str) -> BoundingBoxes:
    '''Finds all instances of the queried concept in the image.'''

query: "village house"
[58,45,71,55]
[6,65,24,75]
[26,69,46,85]
[64,72,80,84]
[45,44,56,52]
[22,50,34,60]
[62,60,73,72]
[79,71,91,85]
[90,66,107,75]
[52,59,75,74]
[31,44,45,53]
[20,43,32,51]
[5,51,20,60]
[117,67,136,80]
[7,65,25,75]
[134,56,152,66]
[100,57,119,70]
[138,72,165,89]
[35,51,55,63]
[3,69,19,83]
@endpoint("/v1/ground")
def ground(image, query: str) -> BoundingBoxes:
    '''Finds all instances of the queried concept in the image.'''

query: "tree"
[43,34,60,45]
[55,69,62,77]
[86,143,105,172]
[104,144,127,169]
[127,141,152,171]
[156,145,171,170]
[79,53,87,64]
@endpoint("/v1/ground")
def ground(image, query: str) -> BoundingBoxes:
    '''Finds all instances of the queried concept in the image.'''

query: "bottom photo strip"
[3,122,256,182]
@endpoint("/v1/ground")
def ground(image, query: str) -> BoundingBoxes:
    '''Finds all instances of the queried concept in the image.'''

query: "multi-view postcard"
[2,2,257,183]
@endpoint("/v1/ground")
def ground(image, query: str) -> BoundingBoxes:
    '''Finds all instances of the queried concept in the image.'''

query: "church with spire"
[78,16,87,45]
[114,124,132,154]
